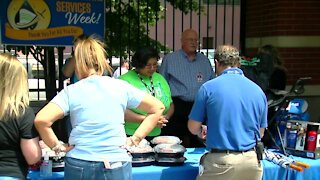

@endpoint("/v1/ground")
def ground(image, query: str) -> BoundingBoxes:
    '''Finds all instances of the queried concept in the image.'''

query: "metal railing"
[1,0,242,101]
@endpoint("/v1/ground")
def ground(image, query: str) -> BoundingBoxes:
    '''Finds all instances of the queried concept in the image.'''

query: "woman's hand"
[157,116,168,128]
[52,142,74,155]
[62,144,74,153]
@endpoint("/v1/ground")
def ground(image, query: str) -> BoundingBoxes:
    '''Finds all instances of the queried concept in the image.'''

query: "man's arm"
[159,56,169,80]
[260,128,265,138]
[188,119,207,139]
[164,103,174,120]
[260,96,268,139]
[188,119,202,135]
[62,57,76,78]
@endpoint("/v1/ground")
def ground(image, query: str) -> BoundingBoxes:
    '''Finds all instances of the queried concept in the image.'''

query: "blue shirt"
[189,68,268,151]
[159,49,214,102]
[51,75,145,162]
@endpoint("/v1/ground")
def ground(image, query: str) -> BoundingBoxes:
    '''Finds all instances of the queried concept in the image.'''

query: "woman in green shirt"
[120,47,174,140]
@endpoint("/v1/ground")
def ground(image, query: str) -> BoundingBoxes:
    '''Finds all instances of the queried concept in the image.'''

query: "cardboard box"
[284,120,320,159]
[285,147,320,159]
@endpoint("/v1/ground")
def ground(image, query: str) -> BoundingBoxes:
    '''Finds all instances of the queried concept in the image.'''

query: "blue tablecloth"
[262,154,319,180]
[28,148,320,180]
[132,148,203,180]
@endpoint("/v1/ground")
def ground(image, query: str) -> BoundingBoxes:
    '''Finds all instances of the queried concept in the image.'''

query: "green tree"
[105,0,200,58]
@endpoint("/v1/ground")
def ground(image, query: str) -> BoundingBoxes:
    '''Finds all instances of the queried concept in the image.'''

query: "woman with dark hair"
[120,47,174,140]
[258,44,287,90]
[241,45,287,92]
[258,45,287,148]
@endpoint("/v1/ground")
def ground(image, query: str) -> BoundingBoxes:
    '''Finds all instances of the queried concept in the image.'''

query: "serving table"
[27,148,320,180]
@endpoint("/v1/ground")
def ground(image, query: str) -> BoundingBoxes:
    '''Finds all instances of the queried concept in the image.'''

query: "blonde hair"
[0,53,29,120]
[74,36,113,79]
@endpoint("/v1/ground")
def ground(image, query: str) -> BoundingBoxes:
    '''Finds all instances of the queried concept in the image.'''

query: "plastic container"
[155,156,186,166]
[286,129,297,149]
[153,143,186,154]
[154,143,187,166]
[132,156,155,167]
[127,139,155,166]
[40,151,52,177]
[127,139,154,158]
[151,136,182,145]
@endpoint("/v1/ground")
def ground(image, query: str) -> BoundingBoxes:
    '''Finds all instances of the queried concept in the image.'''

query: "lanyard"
[137,72,155,97]
[221,68,244,76]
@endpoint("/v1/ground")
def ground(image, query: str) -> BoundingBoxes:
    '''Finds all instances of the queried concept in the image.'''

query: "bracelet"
[132,135,142,142]
[130,135,142,146]
[51,142,64,153]
[129,136,138,146]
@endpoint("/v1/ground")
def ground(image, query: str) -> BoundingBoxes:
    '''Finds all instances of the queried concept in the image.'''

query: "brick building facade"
[244,0,320,85]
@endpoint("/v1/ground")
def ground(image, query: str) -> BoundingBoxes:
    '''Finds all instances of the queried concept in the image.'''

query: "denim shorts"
[64,157,132,180]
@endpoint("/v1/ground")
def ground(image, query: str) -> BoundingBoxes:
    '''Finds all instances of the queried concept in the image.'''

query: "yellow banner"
[5,24,83,40]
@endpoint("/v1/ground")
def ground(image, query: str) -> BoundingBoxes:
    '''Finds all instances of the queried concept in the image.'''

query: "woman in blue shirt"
[35,36,164,180]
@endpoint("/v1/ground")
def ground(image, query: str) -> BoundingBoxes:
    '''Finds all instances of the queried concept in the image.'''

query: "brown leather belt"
[210,148,254,153]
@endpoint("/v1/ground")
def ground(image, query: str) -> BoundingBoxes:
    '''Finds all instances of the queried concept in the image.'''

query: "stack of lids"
[127,139,155,167]
[151,136,187,166]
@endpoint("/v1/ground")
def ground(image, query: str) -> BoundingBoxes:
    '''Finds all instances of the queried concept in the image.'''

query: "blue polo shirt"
[189,68,268,151]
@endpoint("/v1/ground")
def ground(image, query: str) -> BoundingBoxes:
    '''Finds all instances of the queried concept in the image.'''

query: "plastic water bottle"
[40,151,52,177]
[287,126,298,149]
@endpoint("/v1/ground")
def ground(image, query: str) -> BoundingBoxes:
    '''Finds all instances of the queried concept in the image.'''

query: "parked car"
[199,49,215,72]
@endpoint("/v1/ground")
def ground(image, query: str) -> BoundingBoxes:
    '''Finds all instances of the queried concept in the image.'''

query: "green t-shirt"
[119,70,172,136]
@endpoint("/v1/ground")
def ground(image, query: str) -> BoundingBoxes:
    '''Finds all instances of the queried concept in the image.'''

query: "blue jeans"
[64,157,132,180]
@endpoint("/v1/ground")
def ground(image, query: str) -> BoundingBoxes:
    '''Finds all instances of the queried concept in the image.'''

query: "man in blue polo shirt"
[188,45,268,180]
[159,29,214,147]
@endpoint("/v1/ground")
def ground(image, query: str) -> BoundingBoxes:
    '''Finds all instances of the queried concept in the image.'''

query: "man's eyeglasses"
[185,38,199,43]
[145,64,158,69]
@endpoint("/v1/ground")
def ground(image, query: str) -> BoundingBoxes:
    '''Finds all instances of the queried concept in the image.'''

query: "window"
[202,37,214,49]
